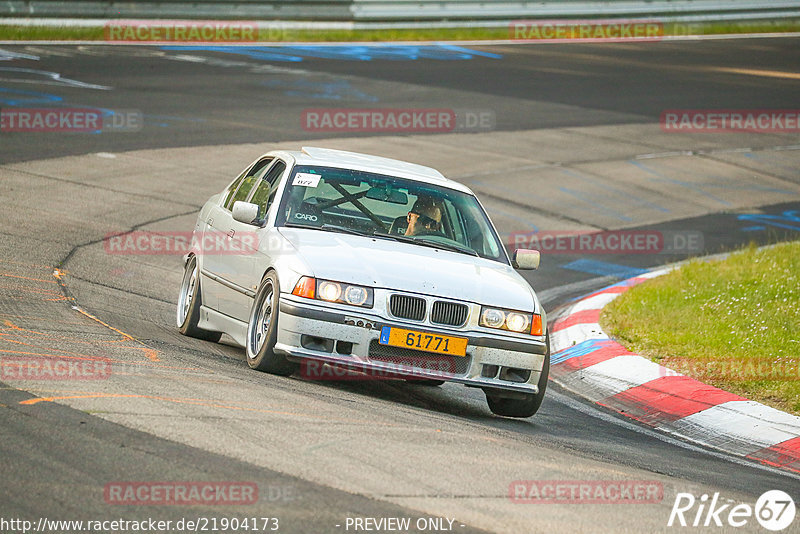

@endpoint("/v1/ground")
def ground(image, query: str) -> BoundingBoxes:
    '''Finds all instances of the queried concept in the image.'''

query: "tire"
[177,256,222,343]
[485,333,550,418]
[246,271,297,376]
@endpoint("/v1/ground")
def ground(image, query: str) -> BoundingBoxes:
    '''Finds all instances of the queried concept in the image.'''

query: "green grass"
[600,241,800,415]
[1,19,799,42]
[0,25,509,42]
[0,25,105,41]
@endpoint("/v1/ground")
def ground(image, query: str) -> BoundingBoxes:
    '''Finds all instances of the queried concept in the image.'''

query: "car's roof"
[269,147,473,194]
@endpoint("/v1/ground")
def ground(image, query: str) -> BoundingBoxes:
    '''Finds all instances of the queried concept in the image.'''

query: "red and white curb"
[549,268,800,474]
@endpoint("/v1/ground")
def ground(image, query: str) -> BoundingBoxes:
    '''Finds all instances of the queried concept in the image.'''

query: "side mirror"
[232,201,260,225]
[512,249,540,270]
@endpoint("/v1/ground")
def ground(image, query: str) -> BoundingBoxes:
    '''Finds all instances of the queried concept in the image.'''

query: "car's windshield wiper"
[284,222,372,238]
[372,231,479,257]
[284,221,316,230]
[320,224,372,237]
[421,239,480,257]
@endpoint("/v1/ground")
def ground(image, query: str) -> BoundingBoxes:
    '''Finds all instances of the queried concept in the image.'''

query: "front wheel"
[485,333,550,418]
[177,256,222,342]
[246,272,297,376]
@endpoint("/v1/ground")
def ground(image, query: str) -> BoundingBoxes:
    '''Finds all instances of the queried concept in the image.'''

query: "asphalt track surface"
[0,38,799,533]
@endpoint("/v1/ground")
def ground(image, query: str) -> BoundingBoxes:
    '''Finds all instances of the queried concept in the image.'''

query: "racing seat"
[389,215,409,235]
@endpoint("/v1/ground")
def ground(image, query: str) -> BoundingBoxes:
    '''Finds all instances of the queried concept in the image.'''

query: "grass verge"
[600,241,800,415]
[0,20,799,42]
[0,26,508,42]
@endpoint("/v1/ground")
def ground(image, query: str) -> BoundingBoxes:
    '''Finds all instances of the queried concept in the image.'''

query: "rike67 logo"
[668,490,795,531]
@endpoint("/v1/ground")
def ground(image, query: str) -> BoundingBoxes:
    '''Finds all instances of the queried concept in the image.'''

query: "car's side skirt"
[198,305,247,347]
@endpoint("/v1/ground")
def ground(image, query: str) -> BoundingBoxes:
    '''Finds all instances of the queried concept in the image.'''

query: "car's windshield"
[276,165,507,263]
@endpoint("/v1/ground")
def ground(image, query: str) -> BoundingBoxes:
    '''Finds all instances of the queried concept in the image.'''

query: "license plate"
[379,326,467,357]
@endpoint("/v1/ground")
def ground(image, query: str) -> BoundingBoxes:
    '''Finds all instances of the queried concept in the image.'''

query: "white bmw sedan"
[178,147,548,417]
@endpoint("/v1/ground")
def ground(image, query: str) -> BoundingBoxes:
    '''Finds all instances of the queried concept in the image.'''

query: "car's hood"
[277,227,536,310]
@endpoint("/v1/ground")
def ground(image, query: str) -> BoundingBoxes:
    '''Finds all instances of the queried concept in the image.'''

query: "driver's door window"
[248,160,287,221]
[224,157,274,211]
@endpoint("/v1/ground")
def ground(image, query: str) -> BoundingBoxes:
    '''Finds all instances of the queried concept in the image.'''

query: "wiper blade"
[421,239,479,257]
[372,231,416,244]
[320,224,372,237]
[284,221,317,230]
[284,222,370,237]
[372,231,479,257]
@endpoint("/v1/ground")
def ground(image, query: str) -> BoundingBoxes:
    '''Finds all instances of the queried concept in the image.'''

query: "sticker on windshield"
[293,173,321,187]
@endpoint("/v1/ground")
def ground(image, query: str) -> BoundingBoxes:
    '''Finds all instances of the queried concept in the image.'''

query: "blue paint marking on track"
[704,182,797,195]
[261,78,378,102]
[628,159,731,206]
[161,45,502,62]
[551,339,611,365]
[561,259,648,279]
[559,167,669,214]
[558,186,633,222]
[740,226,766,232]
[737,210,800,232]
[743,150,800,175]
[0,87,62,106]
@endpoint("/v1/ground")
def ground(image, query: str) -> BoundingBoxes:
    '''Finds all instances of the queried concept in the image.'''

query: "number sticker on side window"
[292,173,321,187]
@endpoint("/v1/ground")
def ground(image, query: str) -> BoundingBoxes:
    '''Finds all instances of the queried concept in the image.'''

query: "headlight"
[480,306,542,335]
[505,312,529,333]
[480,308,506,328]
[292,277,373,308]
[344,285,369,306]
[318,280,342,302]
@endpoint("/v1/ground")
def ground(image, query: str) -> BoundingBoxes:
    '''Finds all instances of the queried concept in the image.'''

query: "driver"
[405,197,442,236]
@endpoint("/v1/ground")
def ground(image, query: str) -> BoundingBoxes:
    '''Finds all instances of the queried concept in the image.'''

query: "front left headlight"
[292,276,374,308]
[480,306,542,335]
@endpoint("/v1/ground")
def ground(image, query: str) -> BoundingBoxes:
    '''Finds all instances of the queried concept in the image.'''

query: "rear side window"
[223,157,273,210]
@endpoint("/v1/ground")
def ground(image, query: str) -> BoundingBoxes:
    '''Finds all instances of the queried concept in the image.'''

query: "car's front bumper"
[274,297,547,394]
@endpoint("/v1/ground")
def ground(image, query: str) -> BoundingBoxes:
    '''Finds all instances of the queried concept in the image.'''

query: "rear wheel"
[246,271,297,376]
[177,256,222,342]
[485,333,550,418]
